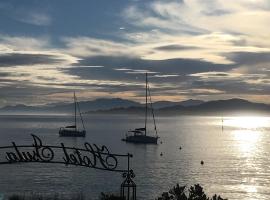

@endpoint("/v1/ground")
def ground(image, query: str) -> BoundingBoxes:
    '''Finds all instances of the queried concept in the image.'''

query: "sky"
[0,0,270,107]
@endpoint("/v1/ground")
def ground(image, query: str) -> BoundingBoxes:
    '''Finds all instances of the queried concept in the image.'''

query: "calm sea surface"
[0,114,270,200]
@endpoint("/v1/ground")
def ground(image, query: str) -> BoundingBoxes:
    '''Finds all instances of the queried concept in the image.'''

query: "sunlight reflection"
[233,130,261,154]
[222,116,267,156]
[224,116,269,129]
[240,184,258,194]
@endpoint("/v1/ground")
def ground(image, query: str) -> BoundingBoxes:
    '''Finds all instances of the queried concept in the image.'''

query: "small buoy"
[200,160,204,165]
[160,141,163,144]
[160,152,163,156]
[179,146,182,150]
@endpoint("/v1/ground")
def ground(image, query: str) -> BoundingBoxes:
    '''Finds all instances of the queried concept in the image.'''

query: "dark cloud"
[191,78,270,96]
[36,76,57,81]
[54,55,238,98]
[0,53,65,67]
[0,84,71,106]
[61,56,235,94]
[155,44,201,51]
[226,52,270,66]
[214,73,230,77]
[74,55,233,76]
[0,72,10,77]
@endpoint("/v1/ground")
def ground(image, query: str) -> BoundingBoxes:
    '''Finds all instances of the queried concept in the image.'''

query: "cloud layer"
[0,0,270,106]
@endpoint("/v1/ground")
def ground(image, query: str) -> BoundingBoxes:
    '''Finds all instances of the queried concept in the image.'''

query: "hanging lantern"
[121,170,136,200]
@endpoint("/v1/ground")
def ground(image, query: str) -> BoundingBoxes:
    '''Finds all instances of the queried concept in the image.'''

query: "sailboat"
[122,73,159,144]
[59,92,86,137]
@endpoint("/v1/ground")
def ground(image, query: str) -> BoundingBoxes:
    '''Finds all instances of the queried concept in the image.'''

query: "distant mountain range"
[1,98,270,115]
[0,98,141,114]
[158,98,270,115]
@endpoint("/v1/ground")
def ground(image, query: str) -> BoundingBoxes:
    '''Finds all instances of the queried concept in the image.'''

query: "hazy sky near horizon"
[0,0,270,106]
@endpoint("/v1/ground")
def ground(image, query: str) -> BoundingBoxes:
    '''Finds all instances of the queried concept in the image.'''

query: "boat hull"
[59,129,86,137]
[122,135,158,144]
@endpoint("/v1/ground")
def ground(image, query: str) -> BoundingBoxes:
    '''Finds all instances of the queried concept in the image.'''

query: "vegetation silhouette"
[8,193,85,200]
[8,193,124,200]
[100,193,124,200]
[156,184,227,200]
[7,184,227,200]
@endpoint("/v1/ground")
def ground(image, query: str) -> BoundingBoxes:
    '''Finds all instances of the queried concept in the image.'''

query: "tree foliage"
[156,184,227,200]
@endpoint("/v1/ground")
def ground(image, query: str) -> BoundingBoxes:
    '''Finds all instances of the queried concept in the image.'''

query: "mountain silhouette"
[0,98,269,115]
[159,98,270,115]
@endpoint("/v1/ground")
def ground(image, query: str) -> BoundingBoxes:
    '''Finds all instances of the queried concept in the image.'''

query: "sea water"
[0,114,269,200]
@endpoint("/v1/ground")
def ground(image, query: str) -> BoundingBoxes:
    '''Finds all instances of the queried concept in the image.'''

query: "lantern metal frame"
[120,154,136,200]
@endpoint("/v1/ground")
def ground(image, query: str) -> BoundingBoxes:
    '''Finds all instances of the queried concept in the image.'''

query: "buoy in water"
[179,146,182,150]
[160,152,163,156]
[160,141,163,144]
[200,160,204,165]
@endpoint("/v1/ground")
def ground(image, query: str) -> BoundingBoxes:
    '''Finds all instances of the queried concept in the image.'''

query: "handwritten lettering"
[2,134,120,171]
[62,142,117,169]
[6,135,54,162]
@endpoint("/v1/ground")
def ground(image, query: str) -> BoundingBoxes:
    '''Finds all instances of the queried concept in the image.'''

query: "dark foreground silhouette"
[7,184,227,200]
[155,184,227,200]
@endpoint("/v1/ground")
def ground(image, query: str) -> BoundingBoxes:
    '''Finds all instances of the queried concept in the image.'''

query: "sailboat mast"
[147,82,158,137]
[145,73,148,136]
[77,100,86,131]
[74,91,77,131]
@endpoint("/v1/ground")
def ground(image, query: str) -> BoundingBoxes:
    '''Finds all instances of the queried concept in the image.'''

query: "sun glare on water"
[222,116,269,155]
[232,129,261,154]
[221,116,270,197]
[224,116,269,129]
